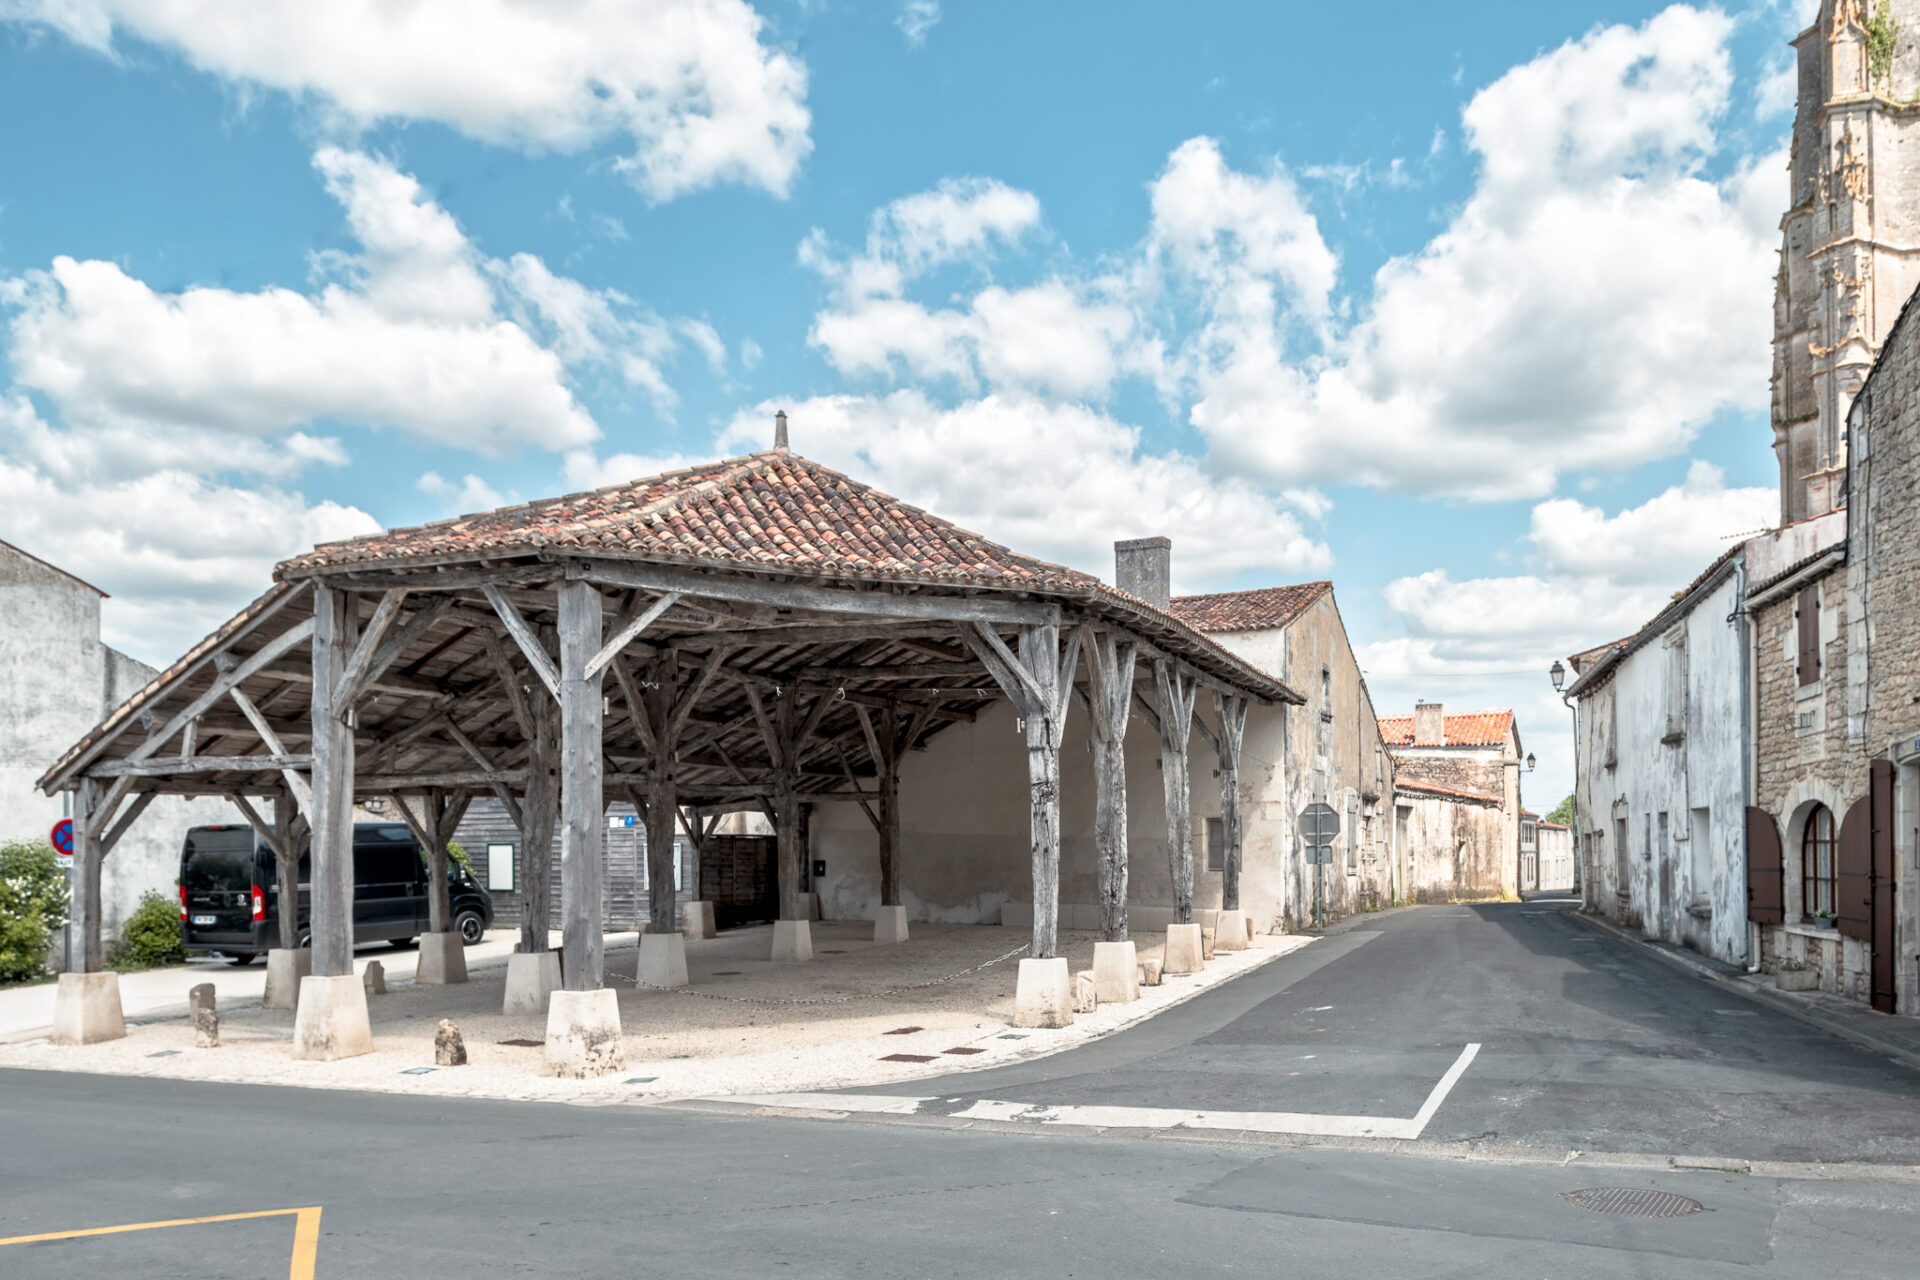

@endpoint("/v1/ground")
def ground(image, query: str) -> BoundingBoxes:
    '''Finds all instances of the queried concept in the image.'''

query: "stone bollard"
[435,1019,467,1066]
[1072,970,1098,1013]
[189,983,218,1049]
[1164,924,1203,975]
[363,960,386,995]
[1138,957,1163,987]
[1202,929,1216,962]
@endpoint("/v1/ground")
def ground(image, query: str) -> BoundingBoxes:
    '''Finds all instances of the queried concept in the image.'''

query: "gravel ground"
[0,923,1309,1104]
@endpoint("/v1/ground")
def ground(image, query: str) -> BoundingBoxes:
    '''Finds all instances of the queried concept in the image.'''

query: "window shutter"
[1745,806,1783,925]
[1836,795,1872,941]
[1796,585,1820,687]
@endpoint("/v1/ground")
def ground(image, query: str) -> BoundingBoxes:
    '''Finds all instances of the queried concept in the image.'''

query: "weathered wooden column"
[516,697,560,954]
[1081,630,1137,942]
[556,579,606,992]
[394,787,473,984]
[71,777,101,972]
[308,584,357,979]
[272,791,303,951]
[293,583,373,1060]
[1214,694,1249,913]
[856,701,915,943]
[1153,657,1203,975]
[642,649,680,936]
[49,774,128,1045]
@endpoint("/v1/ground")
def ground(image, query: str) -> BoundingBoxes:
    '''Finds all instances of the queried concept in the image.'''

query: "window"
[1801,805,1835,919]
[1796,585,1821,687]
[1689,808,1711,901]
[486,842,516,892]
[1206,817,1225,872]
[1614,818,1629,891]
[1663,628,1687,739]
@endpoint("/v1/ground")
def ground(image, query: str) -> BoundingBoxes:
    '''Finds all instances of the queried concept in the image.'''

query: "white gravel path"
[0,923,1310,1105]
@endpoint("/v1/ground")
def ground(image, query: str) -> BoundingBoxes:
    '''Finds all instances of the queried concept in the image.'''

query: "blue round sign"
[50,819,73,856]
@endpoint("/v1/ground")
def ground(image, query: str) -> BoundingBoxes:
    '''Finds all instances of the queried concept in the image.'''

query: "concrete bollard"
[1072,970,1098,1014]
[504,951,562,1016]
[51,972,125,1046]
[1164,923,1204,975]
[1138,957,1163,986]
[874,904,910,944]
[435,1018,467,1066]
[1092,940,1140,1003]
[189,983,218,1048]
[1201,929,1216,961]
[262,948,312,1011]
[291,974,373,1061]
[772,919,813,963]
[682,901,716,942]
[415,932,468,985]
[637,932,689,988]
[542,988,626,1079]
[362,960,387,995]
[1013,957,1073,1028]
[1214,909,1249,951]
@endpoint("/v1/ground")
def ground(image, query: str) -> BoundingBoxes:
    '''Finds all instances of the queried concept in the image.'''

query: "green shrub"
[114,889,186,970]
[445,839,475,876]
[0,840,69,983]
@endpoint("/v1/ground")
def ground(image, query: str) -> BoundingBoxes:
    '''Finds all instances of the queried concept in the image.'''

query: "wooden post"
[272,790,302,950]
[644,651,680,934]
[71,777,101,972]
[309,584,358,978]
[1214,693,1249,913]
[557,579,606,991]
[1082,629,1137,941]
[874,703,900,906]
[775,687,805,921]
[1153,658,1198,925]
[517,694,560,954]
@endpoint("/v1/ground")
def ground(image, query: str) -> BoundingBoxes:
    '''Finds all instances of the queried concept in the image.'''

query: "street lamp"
[1550,659,1566,692]
[1525,752,1536,772]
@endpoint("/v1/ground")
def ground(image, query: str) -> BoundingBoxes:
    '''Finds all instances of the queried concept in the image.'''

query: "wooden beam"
[480,630,536,743]
[333,589,409,711]
[126,618,317,765]
[483,584,560,700]
[798,660,987,682]
[584,590,681,679]
[340,596,453,708]
[228,687,316,818]
[97,791,157,857]
[583,560,1060,626]
[90,753,313,778]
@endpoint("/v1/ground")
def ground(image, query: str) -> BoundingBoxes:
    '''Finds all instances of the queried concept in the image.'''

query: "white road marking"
[726,1042,1483,1141]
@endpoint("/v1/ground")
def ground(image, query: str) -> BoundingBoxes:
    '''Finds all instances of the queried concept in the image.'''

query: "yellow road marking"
[0,1206,324,1279]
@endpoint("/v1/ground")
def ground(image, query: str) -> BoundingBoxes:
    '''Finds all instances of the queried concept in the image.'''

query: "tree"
[1545,794,1575,828]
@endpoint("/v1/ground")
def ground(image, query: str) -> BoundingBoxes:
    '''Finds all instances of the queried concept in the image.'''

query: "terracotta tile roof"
[1169,582,1332,633]
[1393,777,1503,805]
[282,450,1090,591]
[1376,710,1514,749]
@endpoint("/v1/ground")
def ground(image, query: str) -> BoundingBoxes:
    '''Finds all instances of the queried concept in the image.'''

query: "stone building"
[1563,550,1751,964]
[1532,818,1575,893]
[0,538,231,956]
[1376,706,1523,902]
[1165,578,1397,924]
[1773,0,1920,524]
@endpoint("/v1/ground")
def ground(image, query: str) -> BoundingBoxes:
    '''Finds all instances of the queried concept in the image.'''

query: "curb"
[1562,908,1920,1075]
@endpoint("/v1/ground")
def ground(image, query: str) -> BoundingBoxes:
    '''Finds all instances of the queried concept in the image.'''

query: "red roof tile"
[1377,710,1514,749]
[1169,582,1331,633]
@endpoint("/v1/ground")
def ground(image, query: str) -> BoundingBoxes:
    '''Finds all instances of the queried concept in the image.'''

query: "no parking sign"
[50,819,73,857]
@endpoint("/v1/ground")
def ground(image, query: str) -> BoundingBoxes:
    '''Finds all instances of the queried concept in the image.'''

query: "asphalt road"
[3,901,1918,1278]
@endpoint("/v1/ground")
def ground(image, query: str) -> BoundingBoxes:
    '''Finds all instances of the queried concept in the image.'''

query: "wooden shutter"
[1796,585,1820,686]
[1746,806,1784,925]
[1837,794,1872,941]
[1871,759,1897,1014]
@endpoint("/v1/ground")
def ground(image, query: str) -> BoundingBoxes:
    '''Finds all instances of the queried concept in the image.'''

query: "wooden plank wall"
[453,797,690,931]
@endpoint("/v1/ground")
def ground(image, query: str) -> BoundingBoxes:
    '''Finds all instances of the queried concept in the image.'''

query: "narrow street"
[5,902,1917,1278]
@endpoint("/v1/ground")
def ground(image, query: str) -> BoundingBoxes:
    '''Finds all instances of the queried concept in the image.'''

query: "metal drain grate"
[1559,1188,1706,1219]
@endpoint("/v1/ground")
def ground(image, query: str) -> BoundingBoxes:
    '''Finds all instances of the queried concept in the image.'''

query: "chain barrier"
[612,942,1032,1005]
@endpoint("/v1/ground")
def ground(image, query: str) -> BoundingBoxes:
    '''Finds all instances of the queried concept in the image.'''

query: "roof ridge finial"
[774,409,789,453]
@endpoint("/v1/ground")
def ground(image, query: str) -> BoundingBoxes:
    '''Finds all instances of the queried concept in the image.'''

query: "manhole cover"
[497,1038,543,1048]
[880,1053,935,1063]
[883,1025,923,1035]
[1558,1188,1706,1219]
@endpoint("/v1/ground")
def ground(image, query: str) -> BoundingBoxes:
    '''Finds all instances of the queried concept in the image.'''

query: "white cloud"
[897,0,940,47]
[714,392,1329,588]
[1178,5,1778,501]
[417,470,511,514]
[4,0,811,201]
[1529,460,1774,586]
[0,396,379,662]
[804,177,1042,303]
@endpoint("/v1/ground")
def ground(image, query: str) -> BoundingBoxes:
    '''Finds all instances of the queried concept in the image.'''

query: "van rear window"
[182,828,256,890]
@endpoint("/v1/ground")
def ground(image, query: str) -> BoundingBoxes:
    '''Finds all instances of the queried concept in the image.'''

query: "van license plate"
[191,914,216,926]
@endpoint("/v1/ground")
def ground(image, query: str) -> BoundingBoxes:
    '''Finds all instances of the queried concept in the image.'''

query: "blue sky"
[0,0,1818,803]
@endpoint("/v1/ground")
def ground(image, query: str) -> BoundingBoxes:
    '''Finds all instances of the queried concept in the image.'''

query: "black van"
[179,821,494,964]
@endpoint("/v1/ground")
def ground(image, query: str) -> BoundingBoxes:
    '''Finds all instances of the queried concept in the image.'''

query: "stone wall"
[1396,790,1509,903]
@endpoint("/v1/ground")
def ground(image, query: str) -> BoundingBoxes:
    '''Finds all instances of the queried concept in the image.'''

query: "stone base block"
[1092,940,1140,1003]
[1215,909,1248,951]
[262,948,311,1011]
[503,951,562,1016]
[362,960,387,994]
[874,905,909,944]
[291,974,373,1061]
[414,932,468,985]
[772,919,813,963]
[805,891,822,921]
[682,901,716,942]
[1072,970,1097,1013]
[51,972,125,1045]
[542,988,627,1078]
[1164,923,1204,975]
[1202,929,1216,961]
[637,932,689,988]
[1139,957,1163,986]
[1013,956,1073,1028]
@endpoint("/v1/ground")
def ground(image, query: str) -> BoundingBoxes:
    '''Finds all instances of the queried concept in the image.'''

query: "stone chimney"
[774,409,789,452]
[1114,537,1171,610]
[1414,701,1444,747]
